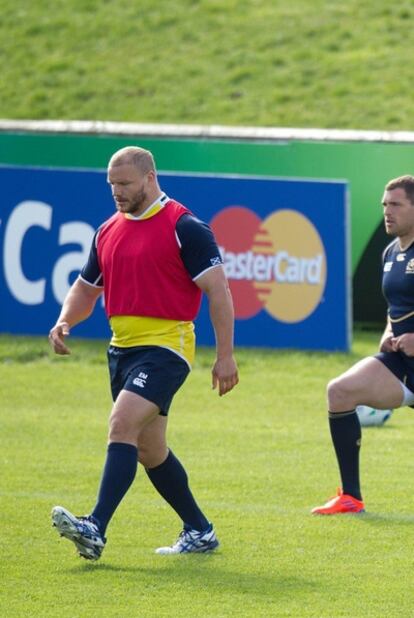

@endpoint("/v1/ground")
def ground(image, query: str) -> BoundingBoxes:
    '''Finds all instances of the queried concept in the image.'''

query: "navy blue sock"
[146,450,209,532]
[91,442,138,535]
[329,410,362,501]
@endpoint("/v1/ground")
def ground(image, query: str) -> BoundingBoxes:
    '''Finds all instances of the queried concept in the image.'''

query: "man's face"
[107,163,151,215]
[382,187,414,239]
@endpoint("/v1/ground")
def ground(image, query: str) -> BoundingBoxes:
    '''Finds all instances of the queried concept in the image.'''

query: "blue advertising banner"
[0,166,350,350]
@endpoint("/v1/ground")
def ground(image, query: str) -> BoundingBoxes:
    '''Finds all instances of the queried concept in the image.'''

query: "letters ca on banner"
[3,200,95,306]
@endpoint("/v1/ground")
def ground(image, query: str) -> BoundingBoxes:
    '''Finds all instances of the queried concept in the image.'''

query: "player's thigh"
[328,356,404,409]
[137,415,168,468]
[110,389,160,437]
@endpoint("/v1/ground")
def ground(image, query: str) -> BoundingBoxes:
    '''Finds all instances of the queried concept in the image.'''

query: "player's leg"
[89,390,160,534]
[52,346,165,559]
[140,415,210,531]
[52,390,159,559]
[140,414,218,554]
[312,356,405,515]
[328,356,404,412]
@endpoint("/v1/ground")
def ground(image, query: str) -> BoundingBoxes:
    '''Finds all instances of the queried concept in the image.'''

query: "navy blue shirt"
[382,238,414,336]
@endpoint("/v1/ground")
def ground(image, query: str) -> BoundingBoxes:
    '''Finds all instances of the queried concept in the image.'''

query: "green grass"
[2,1,414,129]
[1,332,414,617]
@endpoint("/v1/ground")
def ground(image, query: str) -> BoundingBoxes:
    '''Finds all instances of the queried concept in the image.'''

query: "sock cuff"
[146,449,173,474]
[108,442,138,455]
[328,409,356,419]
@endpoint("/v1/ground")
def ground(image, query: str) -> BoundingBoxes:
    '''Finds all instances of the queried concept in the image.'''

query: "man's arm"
[48,277,103,355]
[195,266,239,396]
[379,317,394,352]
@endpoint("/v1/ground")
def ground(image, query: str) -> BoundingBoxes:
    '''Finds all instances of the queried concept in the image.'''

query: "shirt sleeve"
[79,229,104,287]
[176,214,223,280]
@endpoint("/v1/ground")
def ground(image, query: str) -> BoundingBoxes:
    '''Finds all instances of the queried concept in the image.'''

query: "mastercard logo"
[210,206,327,322]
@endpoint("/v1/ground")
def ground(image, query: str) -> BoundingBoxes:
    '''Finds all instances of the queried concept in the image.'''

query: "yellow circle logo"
[254,210,326,322]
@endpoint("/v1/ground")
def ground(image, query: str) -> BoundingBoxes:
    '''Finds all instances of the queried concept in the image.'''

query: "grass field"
[1,332,414,617]
[2,0,414,130]
[2,2,414,616]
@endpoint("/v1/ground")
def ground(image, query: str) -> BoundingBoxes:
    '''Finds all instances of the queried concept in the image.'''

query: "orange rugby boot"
[311,489,365,515]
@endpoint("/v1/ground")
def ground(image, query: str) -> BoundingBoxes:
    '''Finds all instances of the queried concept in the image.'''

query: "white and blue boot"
[51,506,106,561]
[156,524,219,555]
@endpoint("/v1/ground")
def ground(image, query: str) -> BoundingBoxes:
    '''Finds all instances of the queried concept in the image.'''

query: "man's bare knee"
[327,376,354,411]
[138,443,167,468]
[108,412,138,444]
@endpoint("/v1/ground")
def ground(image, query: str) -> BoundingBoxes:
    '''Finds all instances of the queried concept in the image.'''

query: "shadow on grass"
[355,512,414,526]
[312,511,414,526]
[65,557,321,598]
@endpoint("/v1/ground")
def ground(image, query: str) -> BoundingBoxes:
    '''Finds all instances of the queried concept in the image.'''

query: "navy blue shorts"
[107,345,190,416]
[375,350,414,392]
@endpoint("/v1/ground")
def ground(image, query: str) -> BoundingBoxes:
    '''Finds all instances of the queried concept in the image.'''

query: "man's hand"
[379,334,394,352]
[49,321,71,355]
[391,333,414,356]
[212,356,239,396]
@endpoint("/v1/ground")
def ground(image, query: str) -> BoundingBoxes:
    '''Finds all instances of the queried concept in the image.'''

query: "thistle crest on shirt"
[405,258,414,274]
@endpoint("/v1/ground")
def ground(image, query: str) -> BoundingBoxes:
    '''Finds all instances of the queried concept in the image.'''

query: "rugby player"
[313,175,414,514]
[49,146,238,559]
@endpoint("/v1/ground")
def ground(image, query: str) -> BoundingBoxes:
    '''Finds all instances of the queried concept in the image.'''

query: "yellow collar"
[124,193,169,221]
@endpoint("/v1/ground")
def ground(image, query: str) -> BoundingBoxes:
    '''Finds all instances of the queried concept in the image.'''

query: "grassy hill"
[2,0,414,129]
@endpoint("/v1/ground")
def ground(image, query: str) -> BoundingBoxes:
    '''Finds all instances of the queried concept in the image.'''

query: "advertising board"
[0,166,349,350]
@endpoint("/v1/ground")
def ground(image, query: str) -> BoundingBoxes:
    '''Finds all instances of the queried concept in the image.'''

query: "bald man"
[49,146,238,560]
